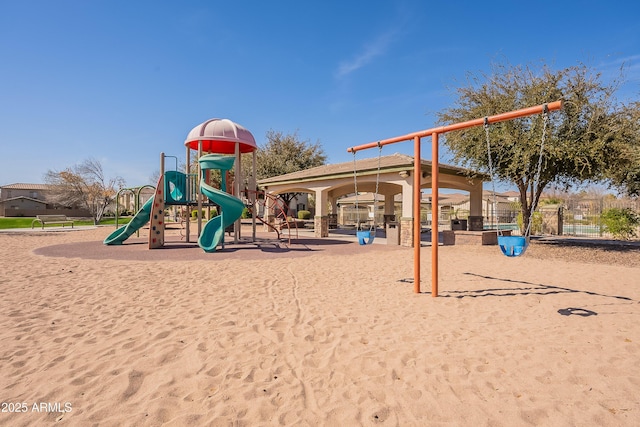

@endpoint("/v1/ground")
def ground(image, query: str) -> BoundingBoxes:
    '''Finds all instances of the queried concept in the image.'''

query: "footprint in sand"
[121,370,145,401]
[155,331,171,339]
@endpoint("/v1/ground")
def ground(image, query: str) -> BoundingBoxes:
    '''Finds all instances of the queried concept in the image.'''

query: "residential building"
[0,183,89,217]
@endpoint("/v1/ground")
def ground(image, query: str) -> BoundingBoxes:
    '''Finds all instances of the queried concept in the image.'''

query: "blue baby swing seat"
[357,229,375,245]
[498,235,528,257]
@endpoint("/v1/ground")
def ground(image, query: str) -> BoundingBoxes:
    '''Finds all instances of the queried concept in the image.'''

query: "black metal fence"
[463,199,640,239]
[338,198,639,239]
[561,198,640,238]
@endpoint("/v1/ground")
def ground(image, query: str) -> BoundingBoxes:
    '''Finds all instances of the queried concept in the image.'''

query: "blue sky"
[1,0,639,188]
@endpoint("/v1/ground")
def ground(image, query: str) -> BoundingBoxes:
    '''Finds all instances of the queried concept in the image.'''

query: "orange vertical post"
[431,132,439,297]
[413,136,421,293]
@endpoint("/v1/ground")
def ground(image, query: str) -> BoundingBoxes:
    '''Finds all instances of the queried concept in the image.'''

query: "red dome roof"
[184,118,257,154]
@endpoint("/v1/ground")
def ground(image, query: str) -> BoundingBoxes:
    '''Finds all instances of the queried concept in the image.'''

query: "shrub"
[241,207,252,219]
[601,208,639,240]
[298,210,311,220]
[517,211,543,235]
[191,209,217,220]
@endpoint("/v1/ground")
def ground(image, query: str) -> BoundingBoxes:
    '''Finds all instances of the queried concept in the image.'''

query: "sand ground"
[0,225,638,426]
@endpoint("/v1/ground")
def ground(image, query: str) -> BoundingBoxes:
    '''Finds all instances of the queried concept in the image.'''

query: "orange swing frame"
[347,100,562,297]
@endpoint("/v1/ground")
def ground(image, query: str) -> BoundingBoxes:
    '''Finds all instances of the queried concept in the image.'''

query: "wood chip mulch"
[525,239,640,268]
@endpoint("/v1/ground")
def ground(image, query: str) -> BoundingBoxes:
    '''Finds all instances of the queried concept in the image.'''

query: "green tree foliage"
[601,207,640,240]
[516,211,543,235]
[438,61,634,234]
[245,130,327,210]
[255,130,327,179]
[605,101,640,198]
[241,207,252,219]
[45,158,125,224]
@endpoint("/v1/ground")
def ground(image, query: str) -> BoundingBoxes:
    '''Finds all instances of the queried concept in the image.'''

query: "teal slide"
[198,155,245,253]
[103,197,154,245]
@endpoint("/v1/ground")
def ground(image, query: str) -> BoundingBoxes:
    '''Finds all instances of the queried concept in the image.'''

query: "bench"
[31,215,74,229]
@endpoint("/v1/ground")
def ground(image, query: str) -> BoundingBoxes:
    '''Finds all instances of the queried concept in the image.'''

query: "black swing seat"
[498,235,528,257]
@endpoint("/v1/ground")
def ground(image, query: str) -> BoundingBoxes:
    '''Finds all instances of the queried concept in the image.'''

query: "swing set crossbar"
[347,101,562,153]
[346,100,562,297]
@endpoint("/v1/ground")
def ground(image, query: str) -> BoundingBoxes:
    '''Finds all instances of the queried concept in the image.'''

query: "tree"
[45,158,125,224]
[605,101,640,198]
[255,130,327,178]
[248,130,327,211]
[438,61,634,234]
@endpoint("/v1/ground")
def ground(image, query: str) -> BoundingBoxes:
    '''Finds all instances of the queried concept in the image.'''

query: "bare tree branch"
[45,158,125,224]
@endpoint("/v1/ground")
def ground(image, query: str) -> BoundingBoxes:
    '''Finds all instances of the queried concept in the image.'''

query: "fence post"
[558,206,564,236]
[599,198,604,237]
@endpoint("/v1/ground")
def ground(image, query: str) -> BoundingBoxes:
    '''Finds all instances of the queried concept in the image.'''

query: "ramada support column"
[468,183,484,231]
[383,191,395,219]
[263,190,274,232]
[400,172,414,247]
[314,188,329,237]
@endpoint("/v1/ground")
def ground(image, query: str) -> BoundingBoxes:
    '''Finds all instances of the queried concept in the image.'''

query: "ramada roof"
[258,153,486,185]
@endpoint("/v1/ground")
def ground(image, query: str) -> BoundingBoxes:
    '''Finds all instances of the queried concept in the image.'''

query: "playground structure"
[348,100,563,297]
[104,119,301,251]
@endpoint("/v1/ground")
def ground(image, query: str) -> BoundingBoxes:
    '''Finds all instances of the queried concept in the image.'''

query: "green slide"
[198,155,245,253]
[103,197,154,245]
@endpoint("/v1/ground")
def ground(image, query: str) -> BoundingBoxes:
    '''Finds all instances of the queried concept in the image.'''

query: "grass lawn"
[0,217,132,229]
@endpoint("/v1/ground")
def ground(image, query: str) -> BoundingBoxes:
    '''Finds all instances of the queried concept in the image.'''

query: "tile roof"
[258,153,483,185]
[0,183,52,190]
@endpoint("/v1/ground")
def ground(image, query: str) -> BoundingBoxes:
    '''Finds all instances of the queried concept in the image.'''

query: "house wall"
[1,198,47,215]
[288,193,310,217]
[0,188,46,200]
[0,185,90,217]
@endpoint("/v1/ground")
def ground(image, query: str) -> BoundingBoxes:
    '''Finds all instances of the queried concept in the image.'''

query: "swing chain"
[374,142,382,198]
[352,152,360,229]
[370,143,382,231]
[484,117,500,236]
[525,105,549,237]
[353,145,383,233]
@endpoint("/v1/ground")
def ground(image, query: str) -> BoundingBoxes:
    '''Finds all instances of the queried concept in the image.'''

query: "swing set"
[484,106,550,257]
[348,100,562,297]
